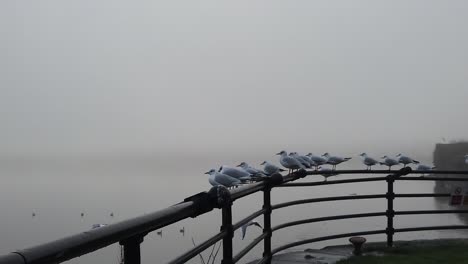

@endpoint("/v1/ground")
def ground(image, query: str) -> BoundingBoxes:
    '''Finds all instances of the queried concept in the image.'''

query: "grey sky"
[1,1,467,156]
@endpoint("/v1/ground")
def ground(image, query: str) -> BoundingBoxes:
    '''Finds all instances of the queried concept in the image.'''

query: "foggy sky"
[1,1,468,157]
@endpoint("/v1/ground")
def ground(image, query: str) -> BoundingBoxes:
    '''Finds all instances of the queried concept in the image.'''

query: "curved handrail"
[272,194,387,210]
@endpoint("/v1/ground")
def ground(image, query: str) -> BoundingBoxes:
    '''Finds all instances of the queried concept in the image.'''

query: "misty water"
[1,154,468,264]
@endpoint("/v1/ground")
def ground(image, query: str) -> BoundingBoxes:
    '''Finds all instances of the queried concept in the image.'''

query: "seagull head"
[276,150,287,155]
[260,161,267,165]
[205,169,216,175]
[396,153,402,157]
[237,162,247,168]
[381,155,388,159]
[359,153,367,157]
[306,153,312,157]
[322,152,330,157]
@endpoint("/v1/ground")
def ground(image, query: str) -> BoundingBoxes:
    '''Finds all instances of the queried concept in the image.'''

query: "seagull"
[260,161,286,175]
[317,166,338,181]
[416,164,435,171]
[237,162,264,175]
[380,156,399,171]
[277,151,305,173]
[219,166,252,182]
[205,169,241,188]
[322,153,351,170]
[241,220,262,240]
[359,153,379,170]
[289,152,312,168]
[91,224,108,229]
[396,154,419,167]
[306,153,327,169]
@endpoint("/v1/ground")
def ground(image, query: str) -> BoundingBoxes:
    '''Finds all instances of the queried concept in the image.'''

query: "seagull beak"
[236,163,241,167]
[204,171,210,174]
[260,161,266,165]
[275,152,281,155]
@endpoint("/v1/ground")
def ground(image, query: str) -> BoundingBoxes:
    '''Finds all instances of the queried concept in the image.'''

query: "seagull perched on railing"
[306,153,327,169]
[205,169,241,188]
[237,162,264,175]
[219,166,252,182]
[380,155,399,171]
[277,151,305,173]
[322,153,351,170]
[289,152,313,168]
[359,153,379,170]
[396,154,419,167]
[260,161,286,175]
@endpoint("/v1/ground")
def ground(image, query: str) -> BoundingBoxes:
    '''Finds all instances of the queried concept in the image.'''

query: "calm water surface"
[1,155,467,263]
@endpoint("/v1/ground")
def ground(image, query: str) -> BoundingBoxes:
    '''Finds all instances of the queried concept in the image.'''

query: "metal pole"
[120,235,144,264]
[263,186,272,263]
[221,202,233,264]
[386,176,395,247]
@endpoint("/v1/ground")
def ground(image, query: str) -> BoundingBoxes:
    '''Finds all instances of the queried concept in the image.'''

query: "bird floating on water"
[380,156,399,171]
[317,166,338,181]
[322,153,351,170]
[241,220,262,240]
[396,154,419,167]
[359,153,379,170]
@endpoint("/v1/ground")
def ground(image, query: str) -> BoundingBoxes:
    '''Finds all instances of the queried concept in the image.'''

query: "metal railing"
[1,168,468,264]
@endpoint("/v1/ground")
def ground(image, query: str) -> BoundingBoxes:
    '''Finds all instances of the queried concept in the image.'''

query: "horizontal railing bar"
[168,231,227,264]
[272,194,387,210]
[272,212,387,232]
[303,170,468,175]
[395,193,450,198]
[233,209,267,231]
[271,229,387,255]
[397,177,468,181]
[395,225,468,233]
[13,202,198,264]
[230,182,265,201]
[0,253,25,264]
[233,233,268,263]
[279,177,388,187]
[395,210,468,215]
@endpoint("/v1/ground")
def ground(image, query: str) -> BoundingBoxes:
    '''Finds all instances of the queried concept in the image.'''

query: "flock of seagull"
[205,151,442,188]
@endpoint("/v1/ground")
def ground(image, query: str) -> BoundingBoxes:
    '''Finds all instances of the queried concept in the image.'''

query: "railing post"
[221,201,234,264]
[263,185,272,263]
[386,175,395,247]
[119,235,145,264]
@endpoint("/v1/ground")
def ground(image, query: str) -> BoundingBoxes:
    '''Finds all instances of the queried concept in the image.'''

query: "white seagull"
[241,220,262,240]
[416,164,436,171]
[380,156,400,171]
[322,153,352,170]
[219,166,252,182]
[306,153,327,169]
[277,151,305,173]
[359,153,379,170]
[205,169,241,188]
[260,161,286,175]
[237,162,264,175]
[289,152,312,168]
[317,166,339,181]
[396,154,419,167]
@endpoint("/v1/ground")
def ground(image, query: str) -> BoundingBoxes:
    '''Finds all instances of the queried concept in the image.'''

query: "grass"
[337,241,468,264]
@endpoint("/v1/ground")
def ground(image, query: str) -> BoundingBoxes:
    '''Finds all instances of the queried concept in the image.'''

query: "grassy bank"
[337,240,468,264]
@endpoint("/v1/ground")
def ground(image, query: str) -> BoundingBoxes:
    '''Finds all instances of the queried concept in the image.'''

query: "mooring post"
[221,202,234,264]
[120,235,145,264]
[386,175,395,247]
[263,185,272,263]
